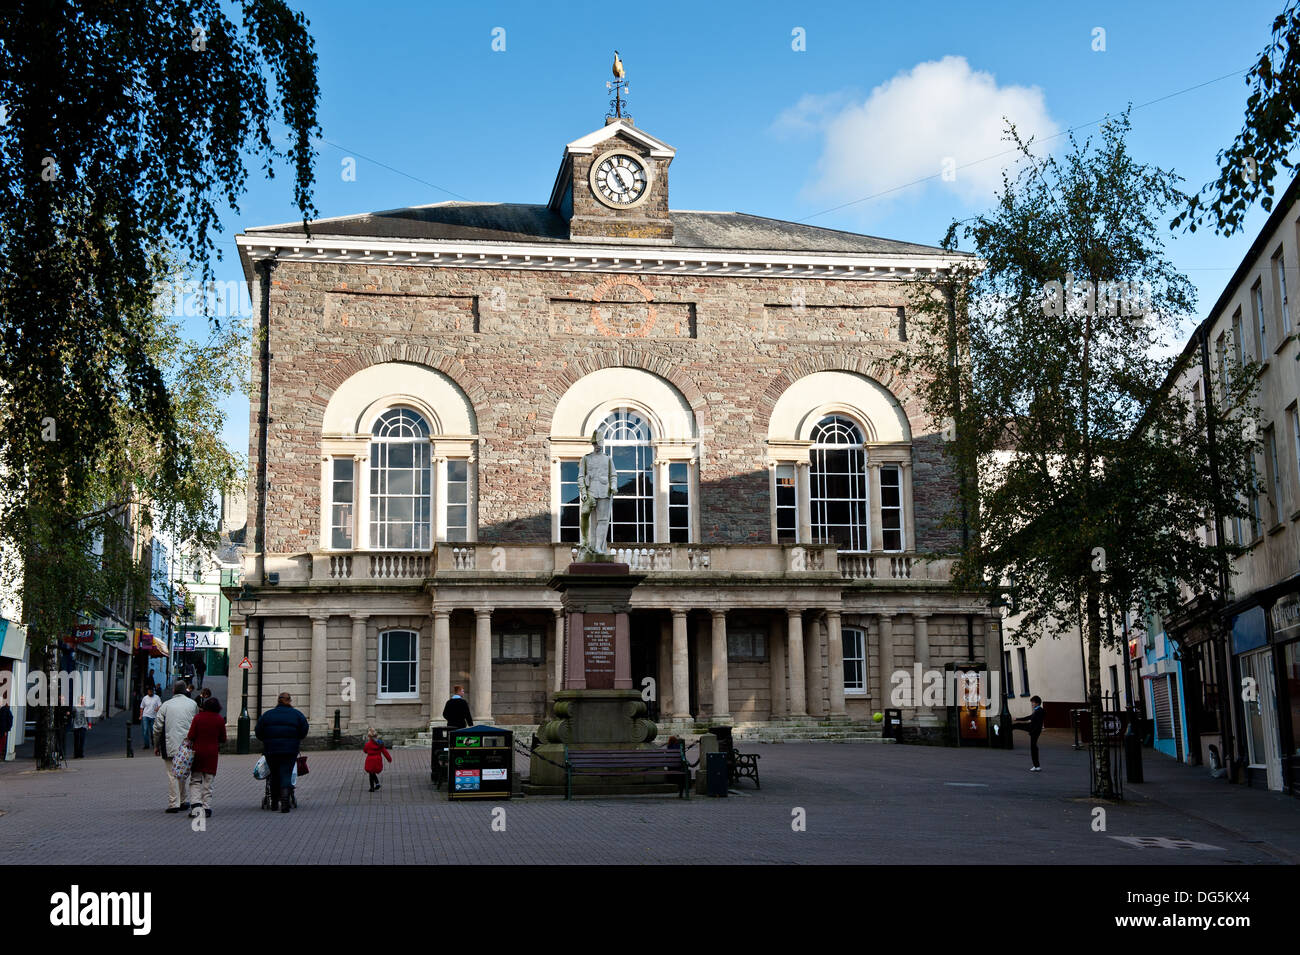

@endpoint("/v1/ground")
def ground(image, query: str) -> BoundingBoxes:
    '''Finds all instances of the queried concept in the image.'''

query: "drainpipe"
[255,255,276,719]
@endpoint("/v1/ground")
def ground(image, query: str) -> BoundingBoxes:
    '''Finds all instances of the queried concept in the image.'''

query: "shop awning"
[134,628,168,658]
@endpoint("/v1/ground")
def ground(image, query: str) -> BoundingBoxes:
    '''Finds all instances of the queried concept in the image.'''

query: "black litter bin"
[705,751,729,797]
[882,708,902,739]
[429,726,452,789]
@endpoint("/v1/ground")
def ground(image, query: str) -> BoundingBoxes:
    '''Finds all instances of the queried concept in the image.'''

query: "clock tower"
[547,118,676,243]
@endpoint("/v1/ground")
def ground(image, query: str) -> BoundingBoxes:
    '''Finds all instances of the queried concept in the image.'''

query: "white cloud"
[783,56,1060,209]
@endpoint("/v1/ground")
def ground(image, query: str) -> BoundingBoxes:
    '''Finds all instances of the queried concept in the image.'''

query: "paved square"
[2,731,1297,865]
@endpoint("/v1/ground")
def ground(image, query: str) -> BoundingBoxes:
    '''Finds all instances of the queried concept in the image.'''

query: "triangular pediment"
[563,120,675,159]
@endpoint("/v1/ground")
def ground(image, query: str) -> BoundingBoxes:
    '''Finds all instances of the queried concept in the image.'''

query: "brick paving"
[1,730,1296,864]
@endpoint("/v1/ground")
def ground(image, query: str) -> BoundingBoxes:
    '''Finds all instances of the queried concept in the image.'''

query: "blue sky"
[192,0,1291,458]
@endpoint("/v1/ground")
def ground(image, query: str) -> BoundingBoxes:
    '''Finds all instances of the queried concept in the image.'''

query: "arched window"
[601,409,655,543]
[810,414,868,552]
[370,409,431,550]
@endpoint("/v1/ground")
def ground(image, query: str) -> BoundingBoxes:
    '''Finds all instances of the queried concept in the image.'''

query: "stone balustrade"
[251,543,950,585]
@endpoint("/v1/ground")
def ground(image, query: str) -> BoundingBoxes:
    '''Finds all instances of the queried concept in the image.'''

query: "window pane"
[447,481,467,504]
[447,459,467,482]
[669,462,687,483]
[447,505,467,527]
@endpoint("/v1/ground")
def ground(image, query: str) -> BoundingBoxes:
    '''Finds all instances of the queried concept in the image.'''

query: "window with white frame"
[1266,424,1283,523]
[1253,282,1268,356]
[667,461,690,543]
[880,465,904,551]
[330,457,355,549]
[559,460,581,543]
[1003,649,1015,697]
[1232,310,1245,367]
[842,627,866,693]
[1274,246,1291,335]
[775,463,797,543]
[445,459,469,541]
[1017,647,1030,696]
[370,409,432,550]
[810,415,869,552]
[603,409,655,544]
[378,629,419,699]
[1290,405,1300,507]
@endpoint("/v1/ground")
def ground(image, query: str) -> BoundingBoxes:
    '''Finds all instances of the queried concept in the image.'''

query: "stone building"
[227,115,1001,742]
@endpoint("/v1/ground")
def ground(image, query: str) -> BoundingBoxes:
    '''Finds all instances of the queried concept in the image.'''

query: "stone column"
[913,612,930,666]
[348,613,368,732]
[657,615,673,718]
[431,609,451,726]
[551,609,565,695]
[878,612,895,707]
[805,613,824,717]
[473,607,493,724]
[796,461,812,543]
[787,609,808,717]
[671,609,691,720]
[710,609,732,724]
[769,614,786,718]
[309,612,329,728]
[825,609,846,717]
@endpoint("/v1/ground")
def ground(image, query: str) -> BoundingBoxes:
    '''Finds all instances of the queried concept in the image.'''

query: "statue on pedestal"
[578,428,617,561]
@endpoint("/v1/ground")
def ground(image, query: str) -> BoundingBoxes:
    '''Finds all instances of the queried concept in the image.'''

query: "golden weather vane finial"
[607,51,629,120]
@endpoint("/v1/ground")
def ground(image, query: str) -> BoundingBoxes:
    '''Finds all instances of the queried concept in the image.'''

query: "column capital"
[309,611,331,623]
[877,610,895,621]
[474,606,493,619]
[710,608,727,620]
[349,612,369,622]
[552,607,564,619]
[671,608,688,620]
[824,608,842,621]
[786,607,804,618]
[432,608,452,621]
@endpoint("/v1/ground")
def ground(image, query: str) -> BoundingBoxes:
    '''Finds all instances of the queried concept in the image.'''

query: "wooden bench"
[563,746,691,800]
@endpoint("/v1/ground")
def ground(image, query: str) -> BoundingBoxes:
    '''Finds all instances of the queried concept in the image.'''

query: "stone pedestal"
[527,561,664,794]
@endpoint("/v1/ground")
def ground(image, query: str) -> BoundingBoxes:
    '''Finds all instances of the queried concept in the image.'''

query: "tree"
[0,1,318,767]
[1175,0,1300,234]
[901,113,1258,797]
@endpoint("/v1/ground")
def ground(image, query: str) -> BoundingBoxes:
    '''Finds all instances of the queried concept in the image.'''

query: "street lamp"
[231,584,258,754]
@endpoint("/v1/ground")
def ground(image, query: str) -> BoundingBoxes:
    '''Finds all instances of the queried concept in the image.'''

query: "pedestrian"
[185,697,226,817]
[254,691,308,814]
[140,686,162,748]
[153,680,198,813]
[362,727,392,792]
[71,695,90,759]
[1013,694,1046,772]
[0,701,12,760]
[181,659,196,686]
[194,655,206,690]
[441,685,473,729]
[195,687,213,711]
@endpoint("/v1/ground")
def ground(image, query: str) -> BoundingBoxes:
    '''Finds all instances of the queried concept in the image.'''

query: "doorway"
[629,613,660,721]
[1240,648,1283,790]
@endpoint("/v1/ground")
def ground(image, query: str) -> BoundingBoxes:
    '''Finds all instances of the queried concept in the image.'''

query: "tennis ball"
[873,711,883,722]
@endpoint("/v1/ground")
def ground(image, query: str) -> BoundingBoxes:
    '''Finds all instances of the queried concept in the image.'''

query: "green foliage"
[0,0,317,650]
[1175,1,1300,234]
[900,114,1259,794]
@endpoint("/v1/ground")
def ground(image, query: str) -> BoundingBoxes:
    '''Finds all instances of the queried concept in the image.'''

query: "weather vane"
[606,50,629,120]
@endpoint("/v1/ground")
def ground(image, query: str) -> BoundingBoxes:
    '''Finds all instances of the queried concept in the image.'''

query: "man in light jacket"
[153,680,198,813]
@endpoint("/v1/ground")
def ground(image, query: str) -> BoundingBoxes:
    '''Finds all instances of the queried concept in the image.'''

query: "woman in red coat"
[186,698,227,817]
[363,727,392,792]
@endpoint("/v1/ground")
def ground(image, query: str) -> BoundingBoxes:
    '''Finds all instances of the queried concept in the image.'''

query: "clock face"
[590,150,651,209]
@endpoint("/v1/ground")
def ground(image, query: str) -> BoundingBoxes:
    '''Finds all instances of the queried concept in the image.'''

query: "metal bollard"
[332,709,341,749]
[126,719,134,758]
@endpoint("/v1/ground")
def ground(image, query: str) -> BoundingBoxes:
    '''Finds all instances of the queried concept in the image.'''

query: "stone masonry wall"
[246,260,960,554]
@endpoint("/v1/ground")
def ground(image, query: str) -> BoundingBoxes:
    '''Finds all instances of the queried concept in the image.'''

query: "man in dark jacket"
[1013,695,1046,772]
[0,703,12,760]
[255,692,309,813]
[441,685,473,729]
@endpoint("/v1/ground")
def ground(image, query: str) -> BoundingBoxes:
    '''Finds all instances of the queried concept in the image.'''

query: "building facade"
[1161,174,1300,793]
[228,117,1002,741]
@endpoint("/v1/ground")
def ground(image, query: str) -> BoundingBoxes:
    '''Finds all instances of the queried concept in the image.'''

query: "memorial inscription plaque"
[583,613,616,689]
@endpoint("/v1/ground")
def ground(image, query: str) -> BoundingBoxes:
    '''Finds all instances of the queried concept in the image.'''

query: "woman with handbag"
[185,698,226,817]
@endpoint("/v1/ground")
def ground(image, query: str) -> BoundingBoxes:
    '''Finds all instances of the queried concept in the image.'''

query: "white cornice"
[236,232,968,281]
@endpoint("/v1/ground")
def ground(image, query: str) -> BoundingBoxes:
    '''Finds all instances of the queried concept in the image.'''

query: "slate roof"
[245,202,951,256]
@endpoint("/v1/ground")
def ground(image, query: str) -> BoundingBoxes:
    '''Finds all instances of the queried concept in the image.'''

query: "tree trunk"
[37,644,60,770]
[1086,580,1115,797]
